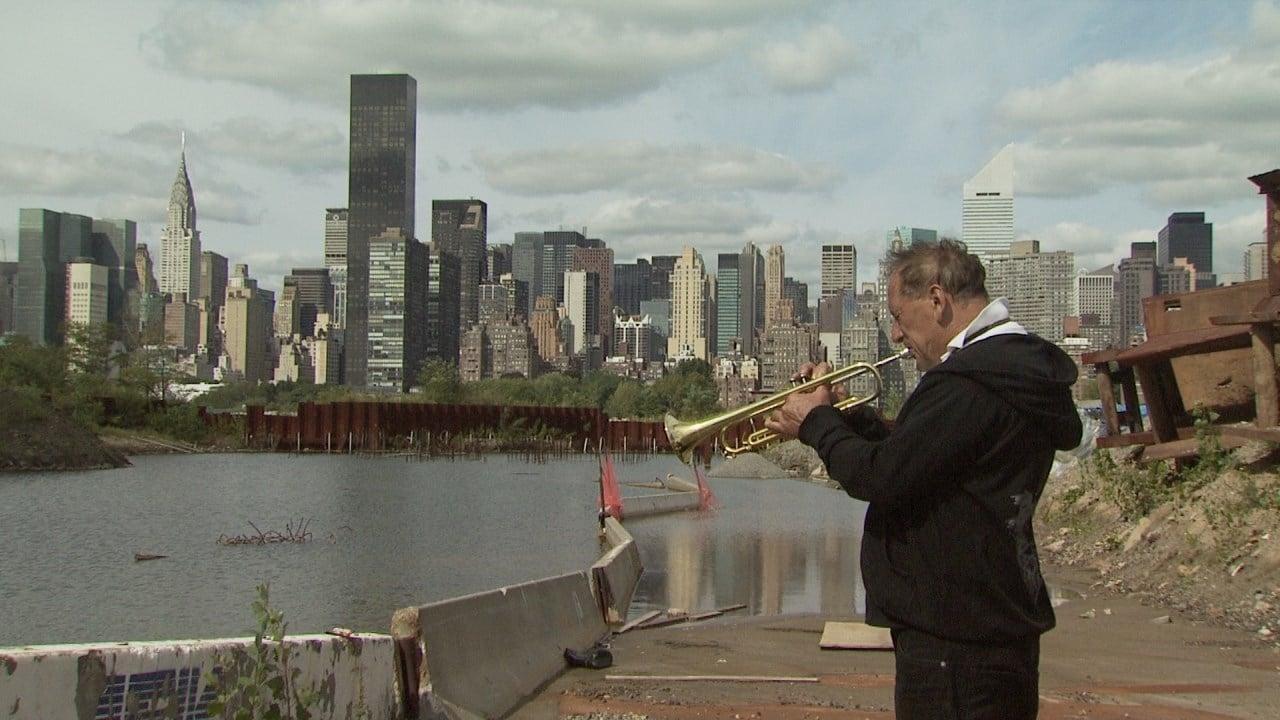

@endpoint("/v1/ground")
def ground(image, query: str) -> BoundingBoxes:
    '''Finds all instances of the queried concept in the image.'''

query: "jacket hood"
[931,334,1083,450]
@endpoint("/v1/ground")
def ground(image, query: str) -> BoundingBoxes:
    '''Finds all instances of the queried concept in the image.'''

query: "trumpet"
[664,349,910,464]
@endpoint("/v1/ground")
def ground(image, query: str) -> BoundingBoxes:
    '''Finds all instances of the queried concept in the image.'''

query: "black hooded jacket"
[798,332,1082,644]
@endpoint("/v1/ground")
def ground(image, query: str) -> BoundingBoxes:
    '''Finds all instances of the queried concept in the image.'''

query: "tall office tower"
[667,247,709,360]
[499,273,528,322]
[614,315,653,362]
[649,255,679,300]
[512,232,545,317]
[764,244,785,328]
[1158,259,1194,296]
[64,260,108,328]
[487,243,512,281]
[570,244,614,348]
[1075,266,1114,324]
[614,259,651,315]
[163,293,200,351]
[89,219,137,327]
[366,228,427,391]
[16,209,91,345]
[760,325,819,391]
[540,230,592,304]
[984,240,1074,343]
[639,299,671,361]
[530,295,563,365]
[222,265,273,383]
[840,309,886,404]
[135,244,158,294]
[346,73,416,386]
[1112,243,1157,347]
[196,250,229,353]
[159,145,201,298]
[784,277,810,324]
[0,262,16,334]
[821,244,856,300]
[1157,212,1215,288]
[962,147,1015,261]
[274,283,300,338]
[478,282,511,325]
[563,269,600,358]
[198,251,228,308]
[716,253,742,356]
[885,226,939,252]
[432,199,487,328]
[324,208,349,328]
[283,268,333,338]
[1245,241,1268,280]
[425,239,461,364]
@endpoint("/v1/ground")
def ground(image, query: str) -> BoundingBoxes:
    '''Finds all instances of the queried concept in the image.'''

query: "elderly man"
[766,239,1082,719]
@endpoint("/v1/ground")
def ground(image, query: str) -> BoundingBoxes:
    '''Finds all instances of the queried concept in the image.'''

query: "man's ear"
[927,284,947,316]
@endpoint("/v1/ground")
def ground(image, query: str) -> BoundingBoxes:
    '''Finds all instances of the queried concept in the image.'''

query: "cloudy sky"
[0,0,1275,296]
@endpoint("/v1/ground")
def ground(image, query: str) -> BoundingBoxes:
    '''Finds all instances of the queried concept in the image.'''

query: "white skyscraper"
[1075,266,1114,323]
[821,244,856,300]
[668,247,709,360]
[160,140,201,298]
[962,146,1014,261]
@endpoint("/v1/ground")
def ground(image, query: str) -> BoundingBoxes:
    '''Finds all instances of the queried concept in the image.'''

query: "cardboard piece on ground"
[819,622,893,650]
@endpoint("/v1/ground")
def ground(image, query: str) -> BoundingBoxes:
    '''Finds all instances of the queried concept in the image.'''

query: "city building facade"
[432,199,487,329]
[961,147,1014,261]
[366,228,426,392]
[159,148,201,299]
[346,73,416,386]
[983,240,1074,343]
[668,248,709,360]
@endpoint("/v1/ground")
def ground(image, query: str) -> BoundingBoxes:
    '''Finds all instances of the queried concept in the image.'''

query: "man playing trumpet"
[765,239,1082,719]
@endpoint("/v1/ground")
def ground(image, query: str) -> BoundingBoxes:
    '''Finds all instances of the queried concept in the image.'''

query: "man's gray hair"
[888,238,988,301]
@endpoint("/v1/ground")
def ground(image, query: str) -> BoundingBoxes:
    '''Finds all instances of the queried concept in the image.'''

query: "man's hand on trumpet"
[763,362,846,439]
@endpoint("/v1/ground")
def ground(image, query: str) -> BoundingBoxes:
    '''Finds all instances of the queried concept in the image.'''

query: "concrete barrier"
[623,490,700,518]
[0,634,401,720]
[393,571,609,719]
[592,517,643,624]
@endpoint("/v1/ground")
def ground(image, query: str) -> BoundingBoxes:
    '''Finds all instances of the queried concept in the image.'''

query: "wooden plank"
[1219,425,1280,443]
[1118,369,1145,433]
[1083,348,1123,364]
[1252,323,1278,427]
[1210,312,1280,326]
[1134,363,1178,444]
[1095,365,1122,437]
[819,622,893,650]
[1097,432,1156,449]
[605,675,820,683]
[1139,436,1248,463]
[1112,326,1251,366]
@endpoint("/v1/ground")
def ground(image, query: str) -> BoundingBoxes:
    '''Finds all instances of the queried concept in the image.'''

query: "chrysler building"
[160,136,201,298]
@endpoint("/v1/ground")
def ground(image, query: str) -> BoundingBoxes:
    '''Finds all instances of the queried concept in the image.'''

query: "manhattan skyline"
[0,0,1273,296]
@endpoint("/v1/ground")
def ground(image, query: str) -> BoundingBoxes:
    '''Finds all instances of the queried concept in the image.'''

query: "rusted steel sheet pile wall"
[210,401,751,456]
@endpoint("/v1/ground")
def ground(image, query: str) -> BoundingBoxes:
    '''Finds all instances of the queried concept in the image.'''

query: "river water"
[0,454,867,647]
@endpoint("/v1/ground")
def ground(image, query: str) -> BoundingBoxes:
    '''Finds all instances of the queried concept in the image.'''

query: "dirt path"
[516,564,1279,720]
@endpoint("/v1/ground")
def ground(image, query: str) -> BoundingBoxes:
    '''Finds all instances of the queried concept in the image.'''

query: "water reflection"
[0,456,867,646]
[626,477,868,619]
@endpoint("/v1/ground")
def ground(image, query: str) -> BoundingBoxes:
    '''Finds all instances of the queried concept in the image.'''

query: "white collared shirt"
[939,298,1027,364]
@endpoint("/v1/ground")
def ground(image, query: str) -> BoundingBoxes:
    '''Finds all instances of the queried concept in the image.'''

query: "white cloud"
[1214,209,1266,275]
[753,24,860,93]
[120,118,346,175]
[998,1,1280,207]
[476,142,843,196]
[0,142,263,226]
[141,1,824,111]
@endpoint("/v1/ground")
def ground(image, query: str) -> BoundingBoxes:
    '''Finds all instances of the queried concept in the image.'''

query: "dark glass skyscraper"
[431,199,486,332]
[614,258,651,315]
[16,209,91,345]
[346,74,416,387]
[512,232,544,317]
[90,218,137,327]
[1157,212,1214,288]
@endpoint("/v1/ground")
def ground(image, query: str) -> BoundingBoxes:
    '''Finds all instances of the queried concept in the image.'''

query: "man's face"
[887,273,944,371]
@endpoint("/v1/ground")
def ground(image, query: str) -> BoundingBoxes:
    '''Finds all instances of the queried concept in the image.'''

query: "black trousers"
[890,628,1040,720]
